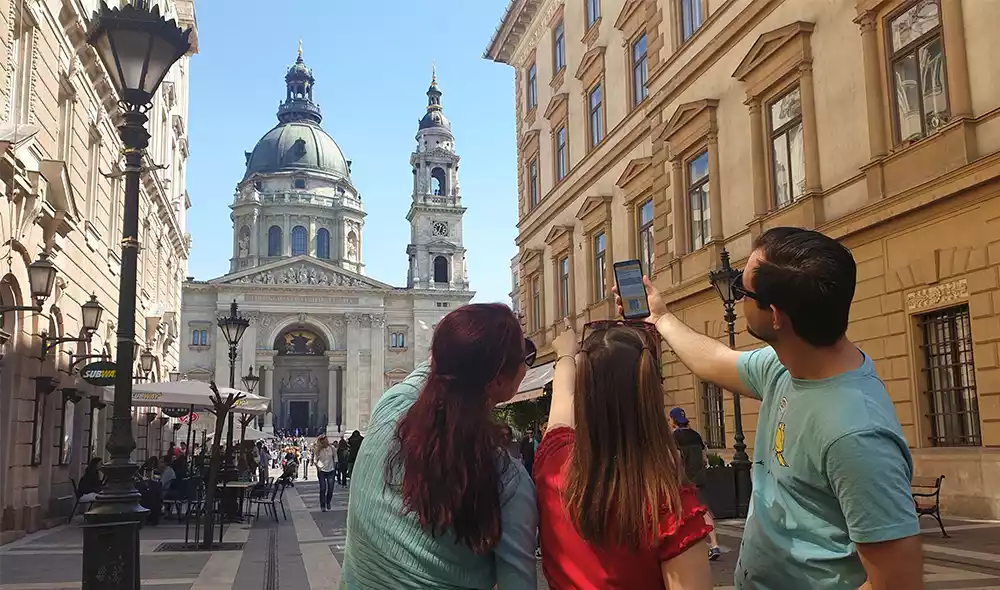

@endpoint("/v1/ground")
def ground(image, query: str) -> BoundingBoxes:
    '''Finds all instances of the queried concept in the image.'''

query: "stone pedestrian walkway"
[1,468,998,589]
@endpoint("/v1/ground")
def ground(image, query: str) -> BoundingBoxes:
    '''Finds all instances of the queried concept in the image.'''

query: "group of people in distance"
[334,227,923,590]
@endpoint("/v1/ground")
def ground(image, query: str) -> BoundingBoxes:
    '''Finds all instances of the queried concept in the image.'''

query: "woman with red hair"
[340,304,538,589]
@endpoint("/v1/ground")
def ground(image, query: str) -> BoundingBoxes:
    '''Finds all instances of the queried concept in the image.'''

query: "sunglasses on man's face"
[524,338,537,367]
[732,272,761,303]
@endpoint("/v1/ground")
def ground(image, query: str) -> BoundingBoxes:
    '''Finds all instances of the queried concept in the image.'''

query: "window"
[526,63,538,111]
[529,157,540,209]
[919,304,980,446]
[85,137,102,222]
[593,232,606,302]
[57,91,74,163]
[680,0,704,42]
[888,0,948,142]
[431,167,447,196]
[687,150,710,251]
[555,126,568,181]
[109,174,122,241]
[254,180,263,191]
[553,21,566,72]
[291,225,307,256]
[531,276,541,331]
[30,390,44,466]
[267,226,282,256]
[589,84,604,147]
[433,256,449,283]
[191,329,208,346]
[586,0,600,28]
[701,381,726,449]
[389,332,406,349]
[58,396,75,465]
[294,178,306,189]
[436,301,451,308]
[88,403,101,461]
[632,34,649,106]
[316,228,330,259]
[10,17,34,124]
[769,87,805,208]
[558,256,570,316]
[638,199,654,277]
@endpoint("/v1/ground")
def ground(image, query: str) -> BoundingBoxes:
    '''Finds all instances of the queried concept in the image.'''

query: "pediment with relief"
[213,255,392,290]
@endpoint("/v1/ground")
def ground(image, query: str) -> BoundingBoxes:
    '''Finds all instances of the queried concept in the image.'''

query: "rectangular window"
[769,87,805,208]
[57,94,74,163]
[593,232,606,302]
[10,18,34,124]
[88,404,101,461]
[531,276,541,331]
[109,174,122,242]
[30,390,44,466]
[638,199,654,277]
[919,304,981,447]
[589,84,604,147]
[680,0,704,42]
[558,256,570,317]
[687,150,710,251]
[556,126,568,181]
[529,157,540,209]
[632,34,649,106]
[526,63,537,110]
[389,332,406,349]
[701,381,726,449]
[86,138,102,222]
[888,0,948,142]
[553,21,566,72]
[586,0,600,28]
[58,398,75,466]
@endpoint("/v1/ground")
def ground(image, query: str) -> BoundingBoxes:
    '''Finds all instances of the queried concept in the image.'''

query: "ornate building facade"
[1,0,197,540]
[179,54,473,435]
[487,0,1000,517]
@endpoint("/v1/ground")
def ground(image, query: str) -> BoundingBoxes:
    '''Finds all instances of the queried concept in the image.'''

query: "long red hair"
[386,303,525,554]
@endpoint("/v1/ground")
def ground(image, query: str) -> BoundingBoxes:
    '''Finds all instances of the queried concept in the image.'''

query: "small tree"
[200,382,245,548]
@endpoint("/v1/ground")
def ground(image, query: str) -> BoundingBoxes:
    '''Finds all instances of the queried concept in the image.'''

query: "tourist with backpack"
[669,407,722,561]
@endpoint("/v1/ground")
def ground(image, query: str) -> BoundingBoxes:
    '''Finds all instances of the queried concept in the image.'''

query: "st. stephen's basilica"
[179,48,473,434]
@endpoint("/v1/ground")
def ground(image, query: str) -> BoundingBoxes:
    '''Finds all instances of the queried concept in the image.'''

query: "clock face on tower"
[432,221,449,237]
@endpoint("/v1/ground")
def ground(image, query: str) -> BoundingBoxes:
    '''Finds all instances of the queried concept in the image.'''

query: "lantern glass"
[27,253,57,304]
[81,295,103,333]
[139,348,155,373]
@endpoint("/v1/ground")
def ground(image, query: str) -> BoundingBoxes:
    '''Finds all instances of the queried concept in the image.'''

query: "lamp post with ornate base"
[81,3,190,589]
[217,300,249,482]
[709,248,752,518]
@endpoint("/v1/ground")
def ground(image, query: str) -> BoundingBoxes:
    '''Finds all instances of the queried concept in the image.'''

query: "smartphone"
[613,259,650,320]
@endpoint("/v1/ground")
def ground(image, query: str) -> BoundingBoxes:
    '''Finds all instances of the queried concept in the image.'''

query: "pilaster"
[368,313,386,430]
[345,313,361,432]
[259,350,275,432]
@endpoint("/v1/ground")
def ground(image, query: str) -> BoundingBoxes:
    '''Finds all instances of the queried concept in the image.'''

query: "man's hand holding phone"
[612,275,669,325]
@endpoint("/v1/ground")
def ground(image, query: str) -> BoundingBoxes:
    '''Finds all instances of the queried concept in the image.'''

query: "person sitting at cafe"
[78,458,103,502]
[159,456,176,496]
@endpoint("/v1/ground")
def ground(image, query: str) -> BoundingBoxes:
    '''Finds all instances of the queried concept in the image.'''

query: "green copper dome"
[243,122,349,180]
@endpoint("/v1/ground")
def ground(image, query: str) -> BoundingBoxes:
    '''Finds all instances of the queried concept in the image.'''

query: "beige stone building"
[487,0,1000,517]
[0,0,197,540]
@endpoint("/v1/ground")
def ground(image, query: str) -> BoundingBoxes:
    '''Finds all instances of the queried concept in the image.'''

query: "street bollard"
[82,520,142,590]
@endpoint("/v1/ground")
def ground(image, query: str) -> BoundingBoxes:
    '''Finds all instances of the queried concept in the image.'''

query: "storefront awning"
[496,361,554,407]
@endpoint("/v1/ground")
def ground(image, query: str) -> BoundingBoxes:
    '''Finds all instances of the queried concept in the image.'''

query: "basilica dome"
[243,122,349,180]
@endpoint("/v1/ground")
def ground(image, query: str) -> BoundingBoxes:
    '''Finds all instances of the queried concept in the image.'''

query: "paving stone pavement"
[2,466,998,589]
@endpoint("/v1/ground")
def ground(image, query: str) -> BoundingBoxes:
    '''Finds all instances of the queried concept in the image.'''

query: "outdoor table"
[217,481,256,523]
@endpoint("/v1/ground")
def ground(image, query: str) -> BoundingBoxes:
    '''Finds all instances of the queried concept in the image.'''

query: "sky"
[185,0,517,304]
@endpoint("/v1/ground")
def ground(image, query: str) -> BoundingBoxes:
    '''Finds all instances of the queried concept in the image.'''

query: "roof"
[483,0,545,64]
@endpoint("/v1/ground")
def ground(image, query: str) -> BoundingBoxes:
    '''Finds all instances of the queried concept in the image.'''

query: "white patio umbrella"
[102,380,270,414]
[243,427,271,441]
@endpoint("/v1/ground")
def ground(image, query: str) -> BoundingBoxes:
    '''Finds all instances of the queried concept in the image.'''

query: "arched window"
[291,225,308,255]
[316,228,330,259]
[431,167,447,196]
[433,256,449,283]
[267,226,282,256]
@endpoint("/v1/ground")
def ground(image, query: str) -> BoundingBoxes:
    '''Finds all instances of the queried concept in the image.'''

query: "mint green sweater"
[339,362,538,589]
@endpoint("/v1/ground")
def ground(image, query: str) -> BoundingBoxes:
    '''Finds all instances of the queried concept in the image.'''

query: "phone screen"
[614,260,650,319]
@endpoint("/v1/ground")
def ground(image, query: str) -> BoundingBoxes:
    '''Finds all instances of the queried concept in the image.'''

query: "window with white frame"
[687,150,710,251]
[555,126,568,181]
[531,276,541,331]
[593,232,606,302]
[888,0,948,143]
[638,199,654,277]
[558,256,570,317]
[769,87,805,208]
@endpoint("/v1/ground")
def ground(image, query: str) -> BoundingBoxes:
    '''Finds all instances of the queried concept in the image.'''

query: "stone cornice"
[483,0,545,63]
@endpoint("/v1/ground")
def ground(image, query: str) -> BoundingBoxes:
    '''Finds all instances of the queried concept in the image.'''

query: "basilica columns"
[326,352,338,435]
[369,314,386,426]
[345,313,361,433]
[261,352,275,432]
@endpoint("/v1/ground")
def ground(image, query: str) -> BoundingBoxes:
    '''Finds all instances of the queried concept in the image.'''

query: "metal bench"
[912,475,947,537]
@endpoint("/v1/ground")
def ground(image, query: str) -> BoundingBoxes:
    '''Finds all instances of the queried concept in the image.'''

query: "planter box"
[702,466,737,519]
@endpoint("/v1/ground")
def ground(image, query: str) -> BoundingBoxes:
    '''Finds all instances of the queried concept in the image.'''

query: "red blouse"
[534,427,712,590]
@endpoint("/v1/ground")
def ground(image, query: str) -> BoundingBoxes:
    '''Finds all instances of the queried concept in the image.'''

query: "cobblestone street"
[1,467,999,589]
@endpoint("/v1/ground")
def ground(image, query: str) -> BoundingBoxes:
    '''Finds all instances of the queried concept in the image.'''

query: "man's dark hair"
[752,227,856,347]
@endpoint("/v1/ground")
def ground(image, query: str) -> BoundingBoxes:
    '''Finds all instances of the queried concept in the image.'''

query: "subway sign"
[81,361,117,386]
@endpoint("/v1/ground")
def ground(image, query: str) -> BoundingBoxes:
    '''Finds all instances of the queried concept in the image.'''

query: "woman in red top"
[534,318,713,590]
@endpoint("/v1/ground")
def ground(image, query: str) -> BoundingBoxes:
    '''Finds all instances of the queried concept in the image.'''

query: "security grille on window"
[919,304,981,446]
[769,87,805,208]
[687,150,710,251]
[888,0,949,142]
[701,381,726,449]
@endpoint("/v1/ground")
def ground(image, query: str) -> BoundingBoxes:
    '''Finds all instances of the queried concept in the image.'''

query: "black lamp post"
[708,248,752,518]
[217,300,249,480]
[82,2,191,589]
[240,367,260,439]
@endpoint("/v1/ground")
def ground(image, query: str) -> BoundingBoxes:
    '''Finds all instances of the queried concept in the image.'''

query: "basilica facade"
[179,50,473,435]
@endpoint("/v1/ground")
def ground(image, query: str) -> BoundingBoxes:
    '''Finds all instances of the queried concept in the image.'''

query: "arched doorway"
[273,327,328,435]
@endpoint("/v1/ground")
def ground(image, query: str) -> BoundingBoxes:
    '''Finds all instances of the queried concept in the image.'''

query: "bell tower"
[405,71,469,290]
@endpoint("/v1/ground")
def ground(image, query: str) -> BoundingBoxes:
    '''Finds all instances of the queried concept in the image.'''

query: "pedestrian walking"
[346,430,363,482]
[340,303,537,589]
[614,227,922,589]
[668,407,722,560]
[314,435,337,511]
[533,319,713,590]
[336,438,349,485]
[256,441,270,484]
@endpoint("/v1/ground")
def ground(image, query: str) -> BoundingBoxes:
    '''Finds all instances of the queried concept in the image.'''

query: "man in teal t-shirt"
[614,227,923,589]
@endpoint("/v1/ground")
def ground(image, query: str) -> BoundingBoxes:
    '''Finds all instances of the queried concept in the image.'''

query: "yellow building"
[486,0,1000,518]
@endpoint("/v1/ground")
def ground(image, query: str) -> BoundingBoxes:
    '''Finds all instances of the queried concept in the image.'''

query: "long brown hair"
[386,304,526,554]
[564,325,685,549]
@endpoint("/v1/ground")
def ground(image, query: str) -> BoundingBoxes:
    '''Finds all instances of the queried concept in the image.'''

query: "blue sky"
[185,0,516,304]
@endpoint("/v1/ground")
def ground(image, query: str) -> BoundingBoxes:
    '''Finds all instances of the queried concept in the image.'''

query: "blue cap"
[669,407,689,425]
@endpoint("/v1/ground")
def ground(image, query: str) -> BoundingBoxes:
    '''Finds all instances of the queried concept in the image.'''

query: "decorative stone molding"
[345,313,363,327]
[235,264,368,287]
[906,279,969,312]
[368,314,386,328]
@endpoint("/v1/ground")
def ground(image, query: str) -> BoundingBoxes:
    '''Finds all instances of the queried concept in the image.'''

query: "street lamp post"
[82,2,191,589]
[240,368,259,439]
[708,248,752,518]
[217,300,249,481]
